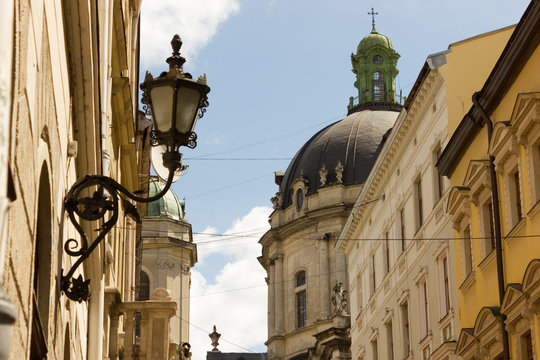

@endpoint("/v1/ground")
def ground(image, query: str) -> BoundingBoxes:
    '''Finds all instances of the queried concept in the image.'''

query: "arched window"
[372,71,385,101]
[138,270,150,300]
[296,188,304,211]
[30,165,53,359]
[295,271,307,328]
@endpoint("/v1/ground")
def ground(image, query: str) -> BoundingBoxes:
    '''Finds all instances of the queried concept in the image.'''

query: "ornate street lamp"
[61,35,210,302]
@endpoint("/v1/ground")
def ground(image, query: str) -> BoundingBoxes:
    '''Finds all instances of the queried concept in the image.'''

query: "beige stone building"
[337,52,458,360]
[0,1,190,359]
[139,177,197,347]
[259,22,402,360]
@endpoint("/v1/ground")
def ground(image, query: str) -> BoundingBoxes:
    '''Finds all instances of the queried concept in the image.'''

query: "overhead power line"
[176,315,258,353]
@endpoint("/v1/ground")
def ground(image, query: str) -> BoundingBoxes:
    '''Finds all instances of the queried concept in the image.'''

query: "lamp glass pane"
[175,86,201,133]
[150,85,174,132]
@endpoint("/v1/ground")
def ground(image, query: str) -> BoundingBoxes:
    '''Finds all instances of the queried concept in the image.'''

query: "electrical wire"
[113,225,540,245]
[175,315,258,353]
[189,115,344,160]
[186,173,274,199]
[184,157,292,161]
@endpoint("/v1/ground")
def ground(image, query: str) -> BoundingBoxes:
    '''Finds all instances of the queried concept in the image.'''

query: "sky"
[139,1,531,359]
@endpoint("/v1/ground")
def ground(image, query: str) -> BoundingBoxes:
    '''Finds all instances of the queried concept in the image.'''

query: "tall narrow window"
[400,302,410,357]
[463,226,473,278]
[521,330,533,360]
[482,201,496,256]
[296,271,307,328]
[384,231,390,275]
[419,281,429,338]
[372,71,385,101]
[30,167,53,360]
[442,256,450,315]
[415,178,423,230]
[400,209,406,253]
[371,338,379,360]
[435,148,444,201]
[386,321,394,360]
[370,254,376,296]
[514,171,523,220]
[507,169,523,228]
[356,274,363,312]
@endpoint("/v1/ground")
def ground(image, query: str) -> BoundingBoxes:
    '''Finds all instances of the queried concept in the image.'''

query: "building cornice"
[438,0,540,177]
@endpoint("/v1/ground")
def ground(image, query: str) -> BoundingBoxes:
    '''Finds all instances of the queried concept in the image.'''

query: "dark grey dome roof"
[279,110,398,208]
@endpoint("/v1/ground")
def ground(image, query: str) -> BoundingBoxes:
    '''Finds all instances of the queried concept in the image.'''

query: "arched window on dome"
[372,71,385,101]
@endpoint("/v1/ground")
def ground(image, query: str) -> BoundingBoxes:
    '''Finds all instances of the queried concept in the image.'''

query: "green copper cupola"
[348,10,400,113]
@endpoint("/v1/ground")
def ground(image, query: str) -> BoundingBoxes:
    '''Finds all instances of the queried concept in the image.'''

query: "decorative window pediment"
[490,122,519,173]
[447,186,471,230]
[522,259,540,296]
[464,160,491,204]
[510,92,540,144]
[500,283,525,328]
[455,328,476,357]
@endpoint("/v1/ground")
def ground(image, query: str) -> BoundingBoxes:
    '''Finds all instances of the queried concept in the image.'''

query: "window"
[506,168,523,228]
[370,254,376,296]
[400,302,410,357]
[138,270,150,300]
[399,209,406,253]
[513,171,523,220]
[439,255,451,316]
[30,168,53,360]
[373,55,383,64]
[371,338,379,360]
[356,274,363,312]
[434,147,444,202]
[296,271,307,328]
[372,72,385,101]
[481,200,496,257]
[529,141,540,204]
[386,321,394,360]
[296,291,307,328]
[384,231,390,275]
[415,178,424,230]
[418,280,429,338]
[521,330,533,360]
[296,188,304,211]
[462,226,473,279]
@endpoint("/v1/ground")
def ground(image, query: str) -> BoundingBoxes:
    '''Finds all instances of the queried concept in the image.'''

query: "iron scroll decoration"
[60,34,210,302]
[61,167,177,302]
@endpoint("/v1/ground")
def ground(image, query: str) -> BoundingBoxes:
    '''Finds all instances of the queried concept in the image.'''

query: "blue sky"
[140,1,530,358]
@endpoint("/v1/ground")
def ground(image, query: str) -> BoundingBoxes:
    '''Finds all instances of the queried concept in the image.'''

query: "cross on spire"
[368,7,378,32]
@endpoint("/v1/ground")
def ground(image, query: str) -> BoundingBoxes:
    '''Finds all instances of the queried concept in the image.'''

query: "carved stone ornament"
[335,161,344,184]
[181,264,191,275]
[332,282,348,315]
[271,191,282,209]
[209,325,221,352]
[319,164,328,187]
[157,259,177,270]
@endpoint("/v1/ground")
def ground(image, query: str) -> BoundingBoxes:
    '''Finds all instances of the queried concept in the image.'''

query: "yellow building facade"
[438,1,540,359]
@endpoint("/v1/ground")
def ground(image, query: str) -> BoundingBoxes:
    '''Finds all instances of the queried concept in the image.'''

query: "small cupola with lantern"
[348,9,401,113]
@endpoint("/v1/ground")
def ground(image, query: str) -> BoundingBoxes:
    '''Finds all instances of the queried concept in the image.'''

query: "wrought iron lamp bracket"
[60,160,177,302]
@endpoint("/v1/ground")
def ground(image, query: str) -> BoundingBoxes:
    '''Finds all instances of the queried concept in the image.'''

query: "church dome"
[278,110,398,209]
[147,177,185,220]
[357,30,394,53]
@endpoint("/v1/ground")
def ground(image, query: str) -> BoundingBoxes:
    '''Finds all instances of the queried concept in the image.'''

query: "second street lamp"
[60,34,210,302]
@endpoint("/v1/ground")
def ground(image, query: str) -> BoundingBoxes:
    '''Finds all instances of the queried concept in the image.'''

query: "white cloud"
[140,0,240,67]
[189,206,272,360]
